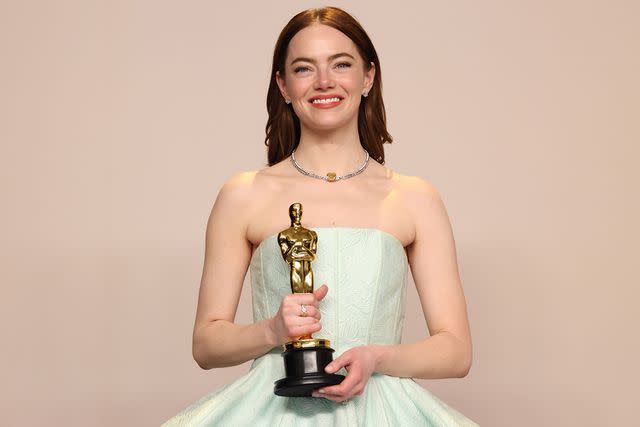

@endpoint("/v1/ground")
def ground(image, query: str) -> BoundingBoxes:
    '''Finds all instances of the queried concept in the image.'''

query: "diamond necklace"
[290,148,370,182]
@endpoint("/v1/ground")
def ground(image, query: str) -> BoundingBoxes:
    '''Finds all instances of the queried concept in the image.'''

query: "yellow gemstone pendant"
[326,172,337,182]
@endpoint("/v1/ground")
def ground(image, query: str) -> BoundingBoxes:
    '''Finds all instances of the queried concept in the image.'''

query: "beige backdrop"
[1,1,638,426]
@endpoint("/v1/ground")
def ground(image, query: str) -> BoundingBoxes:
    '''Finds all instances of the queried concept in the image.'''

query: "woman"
[163,6,478,426]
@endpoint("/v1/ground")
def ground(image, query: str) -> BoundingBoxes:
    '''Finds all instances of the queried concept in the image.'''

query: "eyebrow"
[289,52,356,66]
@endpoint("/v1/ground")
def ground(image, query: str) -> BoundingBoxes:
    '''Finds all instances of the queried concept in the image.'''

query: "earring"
[285,99,291,104]
[362,91,369,98]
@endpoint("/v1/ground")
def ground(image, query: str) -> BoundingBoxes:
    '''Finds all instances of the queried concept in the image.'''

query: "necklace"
[290,148,370,182]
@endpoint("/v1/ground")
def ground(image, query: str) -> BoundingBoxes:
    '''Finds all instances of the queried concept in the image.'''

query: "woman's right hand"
[267,284,329,346]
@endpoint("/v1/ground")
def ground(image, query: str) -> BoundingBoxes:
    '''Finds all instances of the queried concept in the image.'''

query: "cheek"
[288,80,310,98]
[336,75,363,93]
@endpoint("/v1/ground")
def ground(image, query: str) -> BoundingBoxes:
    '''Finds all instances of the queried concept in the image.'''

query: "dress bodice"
[249,227,409,354]
[163,227,480,426]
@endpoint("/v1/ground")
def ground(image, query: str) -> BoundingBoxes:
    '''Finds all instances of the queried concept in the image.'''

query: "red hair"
[264,7,393,166]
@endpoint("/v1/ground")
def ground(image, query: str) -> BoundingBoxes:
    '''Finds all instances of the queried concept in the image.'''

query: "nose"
[314,67,335,90]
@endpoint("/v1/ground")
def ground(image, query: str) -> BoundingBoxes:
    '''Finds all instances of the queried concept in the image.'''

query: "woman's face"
[276,24,375,133]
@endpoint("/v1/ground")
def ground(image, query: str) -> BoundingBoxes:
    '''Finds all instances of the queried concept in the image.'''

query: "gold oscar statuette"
[273,202,345,397]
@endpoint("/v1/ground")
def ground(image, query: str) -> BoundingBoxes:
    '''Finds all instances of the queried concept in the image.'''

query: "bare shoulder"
[209,170,265,231]
[215,170,259,207]
[390,172,456,253]
[389,170,443,207]
[390,171,449,233]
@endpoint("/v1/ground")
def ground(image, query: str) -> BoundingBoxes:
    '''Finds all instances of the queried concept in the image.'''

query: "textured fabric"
[162,227,479,426]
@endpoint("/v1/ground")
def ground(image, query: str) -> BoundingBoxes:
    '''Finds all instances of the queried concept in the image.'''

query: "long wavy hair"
[264,7,393,166]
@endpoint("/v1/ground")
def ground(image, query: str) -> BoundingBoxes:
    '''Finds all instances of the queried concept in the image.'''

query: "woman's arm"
[191,172,276,370]
[316,177,472,401]
[191,172,326,369]
[372,177,473,378]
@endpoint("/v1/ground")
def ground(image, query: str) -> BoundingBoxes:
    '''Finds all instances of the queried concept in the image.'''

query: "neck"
[294,120,365,175]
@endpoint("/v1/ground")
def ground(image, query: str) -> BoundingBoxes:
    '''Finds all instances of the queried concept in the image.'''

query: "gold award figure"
[278,202,317,294]
[278,203,317,341]
[273,202,344,397]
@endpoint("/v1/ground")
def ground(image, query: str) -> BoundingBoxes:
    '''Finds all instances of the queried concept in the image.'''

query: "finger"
[314,284,329,301]
[289,322,321,337]
[325,351,351,374]
[314,387,351,402]
[318,388,355,401]
[287,293,318,306]
[299,304,320,319]
[285,304,320,319]
[286,316,319,327]
[319,367,360,397]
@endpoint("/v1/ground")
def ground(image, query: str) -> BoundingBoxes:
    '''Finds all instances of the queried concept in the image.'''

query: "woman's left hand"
[312,345,383,402]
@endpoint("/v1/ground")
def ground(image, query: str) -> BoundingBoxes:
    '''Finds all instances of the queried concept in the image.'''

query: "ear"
[364,62,375,93]
[275,70,289,101]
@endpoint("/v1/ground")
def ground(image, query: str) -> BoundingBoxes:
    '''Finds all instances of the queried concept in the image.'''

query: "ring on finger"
[300,304,308,317]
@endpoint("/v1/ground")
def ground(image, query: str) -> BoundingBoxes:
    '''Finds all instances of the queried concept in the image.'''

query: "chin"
[302,115,356,133]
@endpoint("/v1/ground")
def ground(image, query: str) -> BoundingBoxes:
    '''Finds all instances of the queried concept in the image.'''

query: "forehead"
[287,24,359,61]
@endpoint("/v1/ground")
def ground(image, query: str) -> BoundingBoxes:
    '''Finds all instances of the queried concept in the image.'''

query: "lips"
[308,94,344,103]
[308,94,344,109]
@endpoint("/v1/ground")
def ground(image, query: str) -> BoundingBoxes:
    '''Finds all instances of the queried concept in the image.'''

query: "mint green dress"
[163,227,479,426]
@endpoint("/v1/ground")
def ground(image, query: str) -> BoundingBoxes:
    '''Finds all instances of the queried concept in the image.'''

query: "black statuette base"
[274,346,345,397]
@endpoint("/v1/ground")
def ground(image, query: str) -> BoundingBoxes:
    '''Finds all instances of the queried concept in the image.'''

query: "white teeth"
[312,97,341,104]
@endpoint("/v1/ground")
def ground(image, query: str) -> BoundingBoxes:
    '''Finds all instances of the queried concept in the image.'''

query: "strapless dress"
[162,227,478,426]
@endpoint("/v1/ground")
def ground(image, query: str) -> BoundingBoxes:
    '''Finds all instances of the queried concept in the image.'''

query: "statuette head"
[289,202,303,225]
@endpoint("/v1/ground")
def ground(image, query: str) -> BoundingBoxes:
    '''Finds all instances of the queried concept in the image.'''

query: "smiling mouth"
[310,97,343,104]
[309,96,344,108]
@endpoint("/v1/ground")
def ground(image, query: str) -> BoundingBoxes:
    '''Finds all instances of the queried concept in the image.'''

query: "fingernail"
[318,388,326,393]
[325,365,333,373]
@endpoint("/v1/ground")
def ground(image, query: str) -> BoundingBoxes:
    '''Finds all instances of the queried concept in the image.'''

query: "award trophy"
[273,202,344,397]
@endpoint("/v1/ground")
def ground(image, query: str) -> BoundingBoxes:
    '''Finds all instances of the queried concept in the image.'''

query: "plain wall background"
[1,1,638,426]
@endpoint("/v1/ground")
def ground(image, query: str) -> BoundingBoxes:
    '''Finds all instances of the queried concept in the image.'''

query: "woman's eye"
[293,62,352,73]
